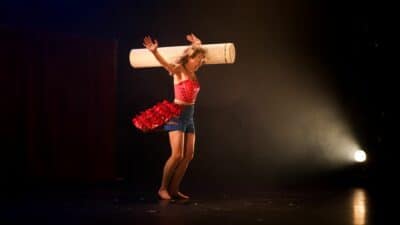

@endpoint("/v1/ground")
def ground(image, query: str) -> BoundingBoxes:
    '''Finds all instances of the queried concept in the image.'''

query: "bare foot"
[171,191,190,199]
[158,189,171,200]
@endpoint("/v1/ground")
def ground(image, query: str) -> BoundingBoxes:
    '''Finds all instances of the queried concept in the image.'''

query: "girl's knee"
[184,153,194,161]
[170,154,184,162]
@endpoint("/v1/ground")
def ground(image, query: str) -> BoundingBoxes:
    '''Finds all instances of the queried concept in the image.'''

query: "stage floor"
[2,183,391,225]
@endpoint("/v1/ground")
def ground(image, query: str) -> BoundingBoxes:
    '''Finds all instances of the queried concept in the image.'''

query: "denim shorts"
[163,105,195,133]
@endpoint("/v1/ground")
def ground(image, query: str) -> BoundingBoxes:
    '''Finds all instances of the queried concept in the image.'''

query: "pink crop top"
[174,79,200,104]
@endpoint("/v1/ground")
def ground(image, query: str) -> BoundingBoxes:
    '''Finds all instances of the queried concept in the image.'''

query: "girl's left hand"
[186,33,202,45]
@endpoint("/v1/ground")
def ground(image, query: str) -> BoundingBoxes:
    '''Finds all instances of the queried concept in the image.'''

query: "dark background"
[1,0,393,192]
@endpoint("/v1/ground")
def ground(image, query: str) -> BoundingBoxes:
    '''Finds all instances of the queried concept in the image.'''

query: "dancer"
[132,33,206,200]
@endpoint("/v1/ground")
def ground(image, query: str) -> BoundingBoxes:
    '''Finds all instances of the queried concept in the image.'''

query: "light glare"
[354,150,367,162]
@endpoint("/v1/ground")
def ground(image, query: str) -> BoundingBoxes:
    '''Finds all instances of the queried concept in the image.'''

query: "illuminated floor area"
[2,182,391,225]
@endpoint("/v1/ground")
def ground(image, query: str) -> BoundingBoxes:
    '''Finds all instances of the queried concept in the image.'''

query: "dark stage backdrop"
[0,0,391,191]
[1,27,117,185]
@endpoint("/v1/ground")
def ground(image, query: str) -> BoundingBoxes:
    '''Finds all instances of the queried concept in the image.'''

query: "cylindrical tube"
[129,43,236,68]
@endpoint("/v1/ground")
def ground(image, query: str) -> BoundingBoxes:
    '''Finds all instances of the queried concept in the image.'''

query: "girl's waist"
[174,99,195,106]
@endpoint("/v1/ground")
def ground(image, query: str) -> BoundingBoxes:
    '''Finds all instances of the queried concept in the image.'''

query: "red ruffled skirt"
[132,100,182,132]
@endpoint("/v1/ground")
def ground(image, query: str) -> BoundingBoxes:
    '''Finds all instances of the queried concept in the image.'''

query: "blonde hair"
[176,45,207,66]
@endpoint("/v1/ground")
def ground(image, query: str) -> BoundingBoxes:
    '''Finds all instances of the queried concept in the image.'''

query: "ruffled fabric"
[132,100,182,132]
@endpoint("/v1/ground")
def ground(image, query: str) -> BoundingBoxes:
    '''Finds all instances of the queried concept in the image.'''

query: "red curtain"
[1,27,116,183]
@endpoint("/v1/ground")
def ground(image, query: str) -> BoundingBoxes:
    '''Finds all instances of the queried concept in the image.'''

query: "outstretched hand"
[186,33,202,46]
[143,36,158,52]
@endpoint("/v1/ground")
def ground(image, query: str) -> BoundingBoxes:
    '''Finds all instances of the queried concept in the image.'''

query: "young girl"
[132,34,206,200]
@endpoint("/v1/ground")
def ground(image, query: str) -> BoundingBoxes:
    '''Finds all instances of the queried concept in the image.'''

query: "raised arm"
[143,36,178,75]
[186,33,202,47]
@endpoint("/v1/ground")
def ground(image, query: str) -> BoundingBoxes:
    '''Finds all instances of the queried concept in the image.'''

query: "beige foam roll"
[129,43,236,68]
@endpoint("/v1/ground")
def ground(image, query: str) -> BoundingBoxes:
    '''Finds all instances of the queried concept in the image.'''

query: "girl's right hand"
[143,36,158,52]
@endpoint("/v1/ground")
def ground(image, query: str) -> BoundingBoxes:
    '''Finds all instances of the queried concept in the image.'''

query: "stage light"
[354,150,367,163]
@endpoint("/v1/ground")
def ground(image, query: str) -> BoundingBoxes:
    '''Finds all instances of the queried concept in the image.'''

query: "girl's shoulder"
[172,64,184,78]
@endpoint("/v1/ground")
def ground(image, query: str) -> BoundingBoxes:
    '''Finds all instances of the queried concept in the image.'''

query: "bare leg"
[169,132,195,199]
[158,131,184,200]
